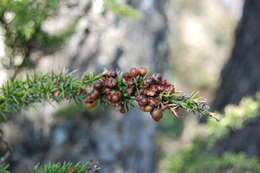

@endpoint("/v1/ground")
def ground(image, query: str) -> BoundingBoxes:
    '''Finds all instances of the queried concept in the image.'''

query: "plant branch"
[0,69,216,122]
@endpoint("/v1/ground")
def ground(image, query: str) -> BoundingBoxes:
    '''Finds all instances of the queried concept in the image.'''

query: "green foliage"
[0,164,9,173]
[0,72,102,120]
[208,94,260,144]
[165,139,260,173]
[161,91,217,120]
[30,162,88,173]
[0,162,90,173]
[104,0,142,18]
[0,71,212,122]
[0,0,76,69]
[164,95,260,173]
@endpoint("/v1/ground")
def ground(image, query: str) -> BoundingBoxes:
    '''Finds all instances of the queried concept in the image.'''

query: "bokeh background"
[2,0,260,172]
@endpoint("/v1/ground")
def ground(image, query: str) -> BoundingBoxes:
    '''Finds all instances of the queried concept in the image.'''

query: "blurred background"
[1,0,260,172]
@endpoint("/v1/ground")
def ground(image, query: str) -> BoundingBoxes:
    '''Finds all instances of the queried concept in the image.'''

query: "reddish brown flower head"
[129,68,139,78]
[85,100,97,109]
[143,105,154,112]
[146,90,156,97]
[148,97,160,107]
[106,78,117,88]
[90,90,100,100]
[82,67,183,122]
[150,109,163,121]
[108,70,117,78]
[139,67,148,76]
[157,85,165,92]
[123,72,131,79]
[94,80,104,90]
[161,80,168,85]
[111,95,121,103]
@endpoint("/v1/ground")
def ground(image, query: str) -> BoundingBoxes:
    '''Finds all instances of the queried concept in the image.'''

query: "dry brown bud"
[90,90,100,100]
[139,67,148,76]
[143,105,154,112]
[129,68,139,78]
[106,78,117,88]
[123,72,131,79]
[110,93,121,103]
[108,70,117,78]
[85,101,97,109]
[94,80,104,90]
[151,109,163,121]
[146,90,156,97]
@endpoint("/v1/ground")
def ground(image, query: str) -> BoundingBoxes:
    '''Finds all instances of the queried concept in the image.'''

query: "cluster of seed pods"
[84,67,179,122]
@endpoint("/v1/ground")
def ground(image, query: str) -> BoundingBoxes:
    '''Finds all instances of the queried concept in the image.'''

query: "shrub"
[165,95,260,173]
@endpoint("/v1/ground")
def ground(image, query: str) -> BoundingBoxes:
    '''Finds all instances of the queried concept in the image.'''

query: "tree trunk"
[212,0,260,111]
[1,0,170,172]
[211,0,260,157]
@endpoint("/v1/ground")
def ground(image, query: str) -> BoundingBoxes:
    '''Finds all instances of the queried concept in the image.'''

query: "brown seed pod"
[111,94,121,103]
[150,109,163,121]
[161,80,168,85]
[115,91,122,97]
[106,94,112,101]
[106,78,117,88]
[139,67,148,76]
[94,80,104,90]
[143,105,154,112]
[150,85,159,92]
[129,68,139,78]
[146,90,156,97]
[157,85,165,92]
[90,90,100,100]
[148,97,160,107]
[108,70,117,78]
[123,72,131,79]
[85,101,97,109]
